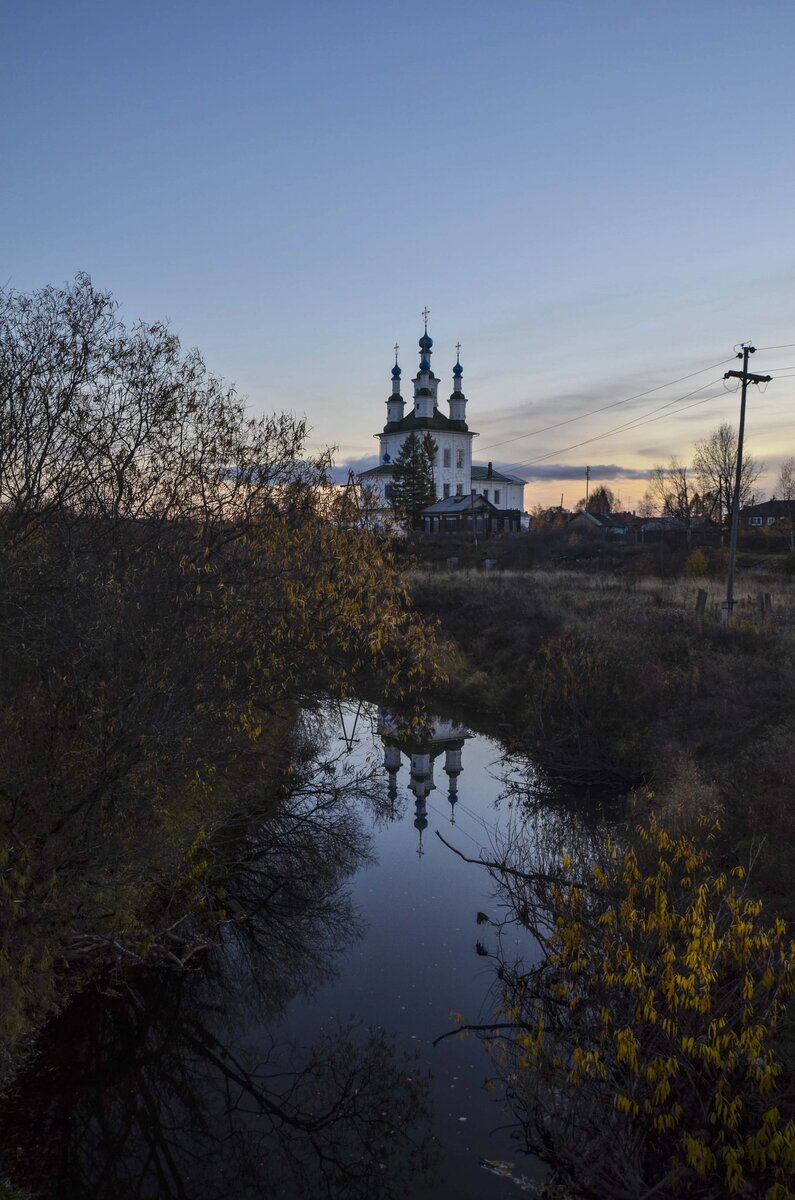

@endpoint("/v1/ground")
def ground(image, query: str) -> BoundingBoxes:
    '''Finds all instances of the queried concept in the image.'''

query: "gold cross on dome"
[394,342,399,361]
[422,306,430,330]
[456,341,461,358]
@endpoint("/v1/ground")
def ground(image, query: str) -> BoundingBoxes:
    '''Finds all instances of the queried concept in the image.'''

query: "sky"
[3,0,795,509]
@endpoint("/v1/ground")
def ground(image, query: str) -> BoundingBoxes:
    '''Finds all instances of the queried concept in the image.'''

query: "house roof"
[638,516,685,531]
[569,511,631,529]
[569,511,613,528]
[741,499,792,517]
[422,493,499,515]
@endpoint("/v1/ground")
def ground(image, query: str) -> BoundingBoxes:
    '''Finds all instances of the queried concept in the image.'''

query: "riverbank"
[410,565,795,911]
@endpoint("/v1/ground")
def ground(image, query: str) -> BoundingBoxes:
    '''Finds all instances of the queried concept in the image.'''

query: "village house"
[567,511,633,537]
[740,499,794,529]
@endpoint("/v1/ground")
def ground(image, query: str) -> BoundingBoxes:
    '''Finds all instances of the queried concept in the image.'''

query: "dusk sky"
[3,0,795,508]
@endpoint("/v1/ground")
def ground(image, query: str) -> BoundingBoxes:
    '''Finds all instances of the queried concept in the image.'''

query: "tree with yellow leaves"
[469,813,795,1198]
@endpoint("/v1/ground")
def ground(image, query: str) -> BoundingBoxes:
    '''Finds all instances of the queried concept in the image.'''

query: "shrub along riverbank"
[411,566,795,912]
[414,564,795,1197]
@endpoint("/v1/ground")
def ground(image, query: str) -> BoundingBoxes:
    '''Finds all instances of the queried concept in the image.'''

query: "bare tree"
[693,422,762,526]
[777,457,795,550]
[648,458,697,546]
[636,490,657,519]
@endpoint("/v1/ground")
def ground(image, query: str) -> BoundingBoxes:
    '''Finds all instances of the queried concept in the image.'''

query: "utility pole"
[585,465,590,509]
[723,344,771,620]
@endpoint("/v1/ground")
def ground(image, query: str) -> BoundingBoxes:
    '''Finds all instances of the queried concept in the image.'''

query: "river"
[0,699,572,1199]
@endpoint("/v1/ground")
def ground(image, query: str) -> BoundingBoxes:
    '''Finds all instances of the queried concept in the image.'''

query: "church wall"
[474,480,525,510]
[378,428,476,501]
[435,433,473,498]
[365,477,387,504]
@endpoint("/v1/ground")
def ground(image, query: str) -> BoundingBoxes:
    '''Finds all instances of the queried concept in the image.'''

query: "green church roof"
[471,465,526,484]
[383,407,470,434]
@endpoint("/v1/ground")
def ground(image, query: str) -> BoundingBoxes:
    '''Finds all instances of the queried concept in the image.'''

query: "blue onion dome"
[419,331,433,350]
[392,362,401,377]
[419,356,430,372]
[453,360,463,377]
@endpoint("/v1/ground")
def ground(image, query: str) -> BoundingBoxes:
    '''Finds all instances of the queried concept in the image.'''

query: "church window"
[456,449,464,468]
[456,483,463,496]
[443,448,451,467]
[385,484,393,499]
[482,489,489,501]
[443,483,450,498]
[494,489,501,504]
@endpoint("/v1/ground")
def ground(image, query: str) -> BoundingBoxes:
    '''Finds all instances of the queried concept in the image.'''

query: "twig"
[435,830,585,889]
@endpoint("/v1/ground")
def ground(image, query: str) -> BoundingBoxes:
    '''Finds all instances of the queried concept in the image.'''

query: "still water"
[1,701,556,1199]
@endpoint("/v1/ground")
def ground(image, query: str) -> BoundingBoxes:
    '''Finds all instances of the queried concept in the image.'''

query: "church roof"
[383,407,470,434]
[471,464,526,485]
[358,463,395,478]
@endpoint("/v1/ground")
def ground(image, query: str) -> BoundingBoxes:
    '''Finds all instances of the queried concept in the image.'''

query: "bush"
[709,546,729,578]
[524,624,657,783]
[685,548,709,577]
[488,812,795,1199]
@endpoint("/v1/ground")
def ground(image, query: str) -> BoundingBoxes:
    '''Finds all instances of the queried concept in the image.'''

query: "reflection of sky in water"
[263,702,547,1199]
[0,699,557,1199]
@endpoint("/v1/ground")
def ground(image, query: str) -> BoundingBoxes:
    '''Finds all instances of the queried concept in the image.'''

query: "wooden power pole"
[723,344,771,620]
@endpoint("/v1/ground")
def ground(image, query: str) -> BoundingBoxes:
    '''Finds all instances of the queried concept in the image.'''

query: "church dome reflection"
[377,711,472,856]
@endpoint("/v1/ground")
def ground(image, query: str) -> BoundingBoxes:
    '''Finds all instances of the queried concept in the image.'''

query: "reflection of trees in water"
[477,762,624,947]
[0,715,436,1200]
[437,764,629,1184]
[1,974,433,1200]
[207,741,373,1016]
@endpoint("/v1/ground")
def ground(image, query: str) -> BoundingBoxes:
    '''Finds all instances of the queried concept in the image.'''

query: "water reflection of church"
[378,712,472,856]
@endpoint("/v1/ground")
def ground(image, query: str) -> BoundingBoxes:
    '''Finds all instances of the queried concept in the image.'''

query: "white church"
[358,317,525,532]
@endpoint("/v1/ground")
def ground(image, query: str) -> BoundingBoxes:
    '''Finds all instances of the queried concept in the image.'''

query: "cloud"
[510,462,653,483]
[334,453,652,488]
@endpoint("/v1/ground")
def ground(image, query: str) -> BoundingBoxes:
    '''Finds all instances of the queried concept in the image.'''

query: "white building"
[358,321,525,517]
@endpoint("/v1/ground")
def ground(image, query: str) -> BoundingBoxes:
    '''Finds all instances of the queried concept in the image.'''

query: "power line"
[477,357,735,455]
[503,377,726,472]
[425,802,481,848]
